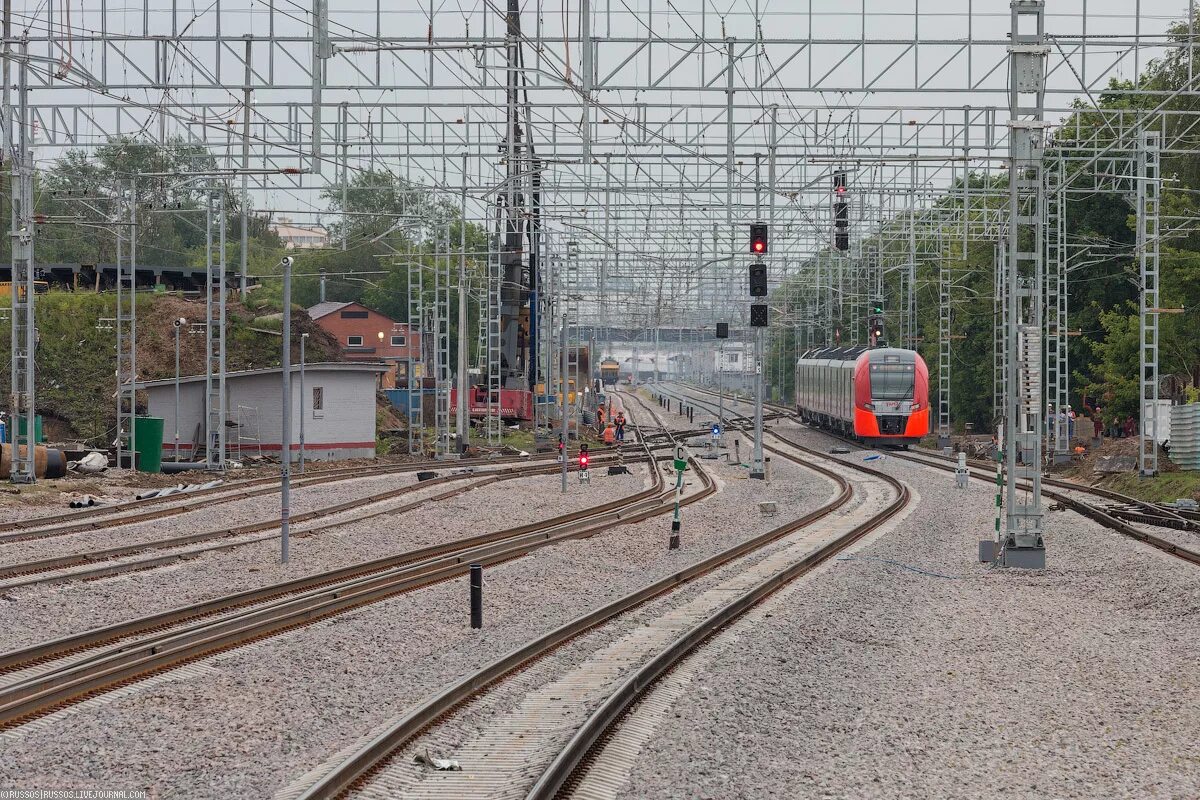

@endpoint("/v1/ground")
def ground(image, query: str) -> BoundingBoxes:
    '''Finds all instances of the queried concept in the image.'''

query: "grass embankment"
[0,291,340,445]
[1096,470,1200,504]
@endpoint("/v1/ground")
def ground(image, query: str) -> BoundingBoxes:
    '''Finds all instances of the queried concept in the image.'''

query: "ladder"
[1138,130,1161,477]
[434,229,453,458]
[407,249,425,457]
[937,258,951,445]
[485,229,503,444]
[565,242,580,426]
[204,185,228,470]
[115,182,138,469]
[234,405,262,461]
[1044,153,1069,462]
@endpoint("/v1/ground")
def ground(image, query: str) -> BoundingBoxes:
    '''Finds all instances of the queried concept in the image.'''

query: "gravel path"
[0,434,835,798]
[609,416,1200,800]
[0,465,650,651]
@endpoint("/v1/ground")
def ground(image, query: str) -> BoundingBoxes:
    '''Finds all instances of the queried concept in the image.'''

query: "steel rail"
[291,390,859,800]
[526,428,909,800]
[0,450,626,544]
[675,383,1200,569]
[0,454,640,587]
[0,410,699,729]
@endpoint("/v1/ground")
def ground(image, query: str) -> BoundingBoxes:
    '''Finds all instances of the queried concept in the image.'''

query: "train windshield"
[870,363,915,400]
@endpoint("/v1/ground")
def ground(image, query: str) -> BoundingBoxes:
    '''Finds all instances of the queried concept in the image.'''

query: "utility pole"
[456,152,469,456]
[240,35,252,301]
[280,255,294,563]
[560,307,568,494]
[751,153,765,480]
[6,32,35,483]
[997,0,1049,569]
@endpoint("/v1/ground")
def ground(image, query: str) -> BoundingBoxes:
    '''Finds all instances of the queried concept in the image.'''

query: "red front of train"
[795,346,930,447]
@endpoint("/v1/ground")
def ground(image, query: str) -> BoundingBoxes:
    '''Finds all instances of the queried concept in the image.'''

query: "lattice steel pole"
[999,0,1048,569]
[6,37,34,483]
[1137,129,1161,478]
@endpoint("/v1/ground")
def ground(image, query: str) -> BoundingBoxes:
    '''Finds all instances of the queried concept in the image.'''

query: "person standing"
[615,412,626,443]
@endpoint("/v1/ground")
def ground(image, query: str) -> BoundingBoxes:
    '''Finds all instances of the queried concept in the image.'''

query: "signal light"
[749,223,768,254]
[749,262,768,297]
[750,304,768,327]
[869,315,884,344]
[834,169,847,194]
[579,443,589,469]
[834,224,850,252]
[833,170,850,252]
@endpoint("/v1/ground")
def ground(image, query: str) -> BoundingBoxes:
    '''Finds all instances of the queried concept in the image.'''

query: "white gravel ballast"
[609,427,1200,800]
[0,440,832,798]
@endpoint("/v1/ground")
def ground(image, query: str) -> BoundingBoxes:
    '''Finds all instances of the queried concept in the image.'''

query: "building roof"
[307,301,355,319]
[138,361,390,389]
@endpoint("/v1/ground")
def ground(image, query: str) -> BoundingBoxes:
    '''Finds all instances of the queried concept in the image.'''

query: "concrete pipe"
[0,444,67,479]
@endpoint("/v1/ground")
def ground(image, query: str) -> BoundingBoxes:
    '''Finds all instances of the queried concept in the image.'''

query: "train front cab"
[851,349,929,446]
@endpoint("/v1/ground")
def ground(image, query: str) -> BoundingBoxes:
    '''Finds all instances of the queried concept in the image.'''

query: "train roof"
[797,346,917,362]
[798,345,868,361]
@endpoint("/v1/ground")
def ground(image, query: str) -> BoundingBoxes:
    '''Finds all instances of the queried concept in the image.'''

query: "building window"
[347,335,364,347]
[727,353,740,364]
[340,310,369,319]
[390,334,406,347]
[312,386,324,418]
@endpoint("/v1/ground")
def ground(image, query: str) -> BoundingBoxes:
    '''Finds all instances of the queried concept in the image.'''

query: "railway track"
[667,382,1200,568]
[283,391,908,799]
[0,453,638,590]
[0,453,550,545]
[0,406,714,732]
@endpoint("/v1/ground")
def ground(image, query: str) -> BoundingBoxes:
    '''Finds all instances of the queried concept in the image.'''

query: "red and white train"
[795,346,930,446]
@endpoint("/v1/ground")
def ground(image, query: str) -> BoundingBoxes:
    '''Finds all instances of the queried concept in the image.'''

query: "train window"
[870,364,915,399]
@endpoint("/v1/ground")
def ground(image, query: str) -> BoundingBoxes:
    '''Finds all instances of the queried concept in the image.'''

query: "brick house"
[307,301,422,388]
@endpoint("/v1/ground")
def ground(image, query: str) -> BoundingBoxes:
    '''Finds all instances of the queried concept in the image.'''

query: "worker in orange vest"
[597,404,606,428]
[602,422,617,445]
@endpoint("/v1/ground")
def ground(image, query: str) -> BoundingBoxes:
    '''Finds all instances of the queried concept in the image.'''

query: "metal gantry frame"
[203,185,228,470]
[1045,149,1070,465]
[115,182,138,469]
[1000,0,1049,569]
[5,36,35,482]
[407,246,426,457]
[0,0,1192,511]
[1138,129,1162,478]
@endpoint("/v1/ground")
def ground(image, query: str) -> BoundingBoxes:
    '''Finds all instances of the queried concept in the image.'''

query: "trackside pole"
[470,564,483,628]
[670,445,687,549]
[280,255,293,564]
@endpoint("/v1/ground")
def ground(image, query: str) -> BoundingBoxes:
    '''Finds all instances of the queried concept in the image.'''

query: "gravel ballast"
[0,465,649,650]
[610,415,1200,800]
[0,428,835,798]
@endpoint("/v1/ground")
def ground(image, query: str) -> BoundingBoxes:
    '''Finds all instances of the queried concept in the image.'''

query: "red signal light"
[752,241,764,253]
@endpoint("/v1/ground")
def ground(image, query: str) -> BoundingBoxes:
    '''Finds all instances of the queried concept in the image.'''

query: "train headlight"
[911,403,921,411]
[863,403,875,411]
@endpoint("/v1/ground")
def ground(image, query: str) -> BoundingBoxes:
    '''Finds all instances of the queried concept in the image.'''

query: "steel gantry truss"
[999,0,1049,569]
[0,0,1189,562]
[1138,130,1162,478]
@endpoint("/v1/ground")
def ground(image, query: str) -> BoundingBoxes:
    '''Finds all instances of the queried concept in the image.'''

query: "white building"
[270,216,330,250]
[140,362,388,462]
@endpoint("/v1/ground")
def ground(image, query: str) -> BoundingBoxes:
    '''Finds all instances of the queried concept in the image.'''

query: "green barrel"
[15,412,42,443]
[15,417,43,441]
[133,416,165,473]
